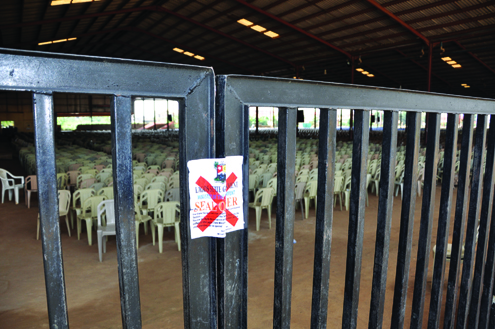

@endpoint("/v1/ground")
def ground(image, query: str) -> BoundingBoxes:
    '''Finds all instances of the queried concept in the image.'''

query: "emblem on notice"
[214,162,226,182]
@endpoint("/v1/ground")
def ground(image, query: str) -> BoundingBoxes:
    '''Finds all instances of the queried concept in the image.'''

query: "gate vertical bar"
[391,112,421,329]
[179,69,217,329]
[491,288,495,329]
[427,113,458,329]
[33,92,69,329]
[368,110,398,329]
[410,112,440,329]
[468,114,495,327]
[457,114,488,329]
[310,108,336,329]
[443,114,474,329]
[273,107,297,329]
[216,76,248,329]
[110,95,142,329]
[479,117,495,329]
[342,109,369,329]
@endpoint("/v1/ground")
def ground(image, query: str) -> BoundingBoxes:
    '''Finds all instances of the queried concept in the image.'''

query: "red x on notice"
[195,173,238,232]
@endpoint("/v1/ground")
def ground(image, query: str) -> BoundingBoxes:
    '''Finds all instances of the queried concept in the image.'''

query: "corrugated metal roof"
[0,0,493,98]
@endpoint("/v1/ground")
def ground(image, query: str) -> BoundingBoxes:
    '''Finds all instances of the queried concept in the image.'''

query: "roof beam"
[9,25,255,75]
[153,6,296,68]
[97,1,172,58]
[130,27,255,74]
[310,0,469,42]
[395,49,453,89]
[83,0,148,55]
[365,0,429,45]
[259,0,488,56]
[141,0,224,53]
[361,64,402,86]
[292,0,408,34]
[7,27,127,48]
[68,0,116,54]
[286,0,362,26]
[418,12,495,34]
[234,0,351,58]
[407,0,495,26]
[340,13,495,51]
[455,41,495,77]
[48,0,80,48]
[17,0,24,48]
[0,6,154,29]
[34,0,58,49]
[272,0,495,49]
[432,25,495,43]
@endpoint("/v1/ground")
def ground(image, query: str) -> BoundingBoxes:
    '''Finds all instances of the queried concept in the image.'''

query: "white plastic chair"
[89,182,105,192]
[294,182,306,220]
[304,181,318,219]
[37,190,71,239]
[77,195,107,245]
[24,175,38,208]
[140,189,164,217]
[135,202,151,249]
[165,188,180,202]
[97,200,116,262]
[249,187,274,231]
[151,201,181,253]
[97,186,114,200]
[334,175,344,211]
[0,168,24,204]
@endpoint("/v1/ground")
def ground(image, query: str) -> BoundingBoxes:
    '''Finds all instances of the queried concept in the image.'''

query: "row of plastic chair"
[34,190,180,261]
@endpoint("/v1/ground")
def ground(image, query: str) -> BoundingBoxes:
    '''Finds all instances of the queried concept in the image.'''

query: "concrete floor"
[0,143,450,329]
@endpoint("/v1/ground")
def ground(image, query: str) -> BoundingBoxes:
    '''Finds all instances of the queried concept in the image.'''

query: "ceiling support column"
[350,58,355,141]
[255,106,259,135]
[425,43,433,146]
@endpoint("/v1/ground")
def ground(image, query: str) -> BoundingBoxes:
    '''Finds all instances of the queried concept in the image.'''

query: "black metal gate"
[2,48,495,329]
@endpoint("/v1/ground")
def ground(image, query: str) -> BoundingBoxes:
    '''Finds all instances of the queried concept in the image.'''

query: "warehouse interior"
[1,1,495,328]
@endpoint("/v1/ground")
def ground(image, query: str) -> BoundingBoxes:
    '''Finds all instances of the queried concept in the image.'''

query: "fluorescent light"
[174,48,205,60]
[51,0,71,4]
[38,38,77,46]
[237,18,253,27]
[251,25,267,32]
[356,68,364,72]
[239,19,280,38]
[367,74,374,77]
[51,0,99,5]
[442,56,462,68]
[264,31,279,38]
[461,83,467,86]
[362,71,369,75]
[464,85,470,88]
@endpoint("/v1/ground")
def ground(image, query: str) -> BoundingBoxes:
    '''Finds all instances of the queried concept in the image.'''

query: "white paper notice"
[187,156,244,239]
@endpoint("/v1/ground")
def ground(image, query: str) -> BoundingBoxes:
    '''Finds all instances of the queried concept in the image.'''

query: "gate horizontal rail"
[2,48,495,329]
